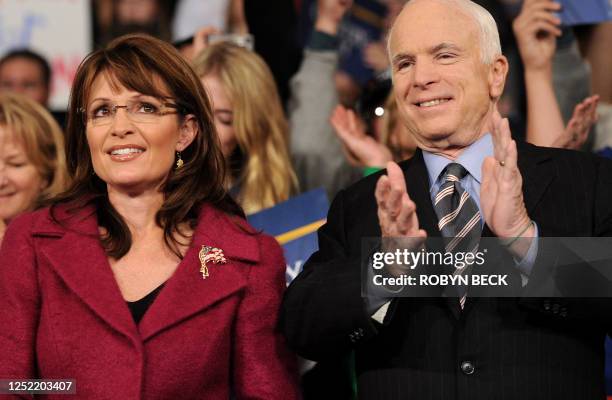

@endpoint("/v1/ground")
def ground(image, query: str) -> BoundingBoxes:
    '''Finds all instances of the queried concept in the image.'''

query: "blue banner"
[247,189,329,284]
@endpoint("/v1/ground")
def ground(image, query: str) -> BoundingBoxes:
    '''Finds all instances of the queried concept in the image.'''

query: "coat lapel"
[34,204,140,343]
[138,205,257,341]
[517,143,555,217]
[34,203,258,343]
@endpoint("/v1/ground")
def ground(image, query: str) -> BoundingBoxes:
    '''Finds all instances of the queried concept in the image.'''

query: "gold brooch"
[198,245,227,279]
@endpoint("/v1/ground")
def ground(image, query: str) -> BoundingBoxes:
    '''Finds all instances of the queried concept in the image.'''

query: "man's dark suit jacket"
[282,142,612,400]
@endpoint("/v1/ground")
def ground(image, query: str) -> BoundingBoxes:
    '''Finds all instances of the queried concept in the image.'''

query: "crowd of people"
[0,0,611,399]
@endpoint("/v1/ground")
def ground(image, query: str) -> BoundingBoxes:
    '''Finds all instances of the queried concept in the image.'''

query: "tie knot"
[443,163,468,182]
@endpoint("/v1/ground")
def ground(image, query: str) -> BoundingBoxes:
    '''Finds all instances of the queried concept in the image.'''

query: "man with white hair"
[282,0,612,398]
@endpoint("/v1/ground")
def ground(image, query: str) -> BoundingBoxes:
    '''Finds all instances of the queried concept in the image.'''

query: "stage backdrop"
[0,0,92,111]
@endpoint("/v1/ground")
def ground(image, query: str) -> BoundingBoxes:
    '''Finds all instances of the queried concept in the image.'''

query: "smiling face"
[388,0,507,157]
[85,73,196,194]
[201,74,237,158]
[0,125,46,222]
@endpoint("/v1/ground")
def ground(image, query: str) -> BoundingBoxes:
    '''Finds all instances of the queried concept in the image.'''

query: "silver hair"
[388,0,502,65]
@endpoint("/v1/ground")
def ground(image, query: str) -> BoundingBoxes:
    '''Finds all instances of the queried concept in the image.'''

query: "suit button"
[349,329,362,343]
[543,300,551,311]
[460,361,475,375]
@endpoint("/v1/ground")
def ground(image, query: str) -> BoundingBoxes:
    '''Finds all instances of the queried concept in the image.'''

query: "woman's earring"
[175,151,184,169]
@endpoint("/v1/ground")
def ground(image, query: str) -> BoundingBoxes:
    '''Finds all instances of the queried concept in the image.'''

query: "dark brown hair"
[52,33,243,259]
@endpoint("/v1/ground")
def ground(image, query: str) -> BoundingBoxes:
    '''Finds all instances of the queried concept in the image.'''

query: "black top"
[126,284,164,324]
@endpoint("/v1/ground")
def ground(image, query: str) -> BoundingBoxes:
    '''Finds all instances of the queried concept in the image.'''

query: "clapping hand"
[375,162,427,275]
[481,111,535,250]
[555,95,600,149]
[330,105,393,168]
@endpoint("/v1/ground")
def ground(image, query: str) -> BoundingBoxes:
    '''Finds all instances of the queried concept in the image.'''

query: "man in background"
[0,49,51,107]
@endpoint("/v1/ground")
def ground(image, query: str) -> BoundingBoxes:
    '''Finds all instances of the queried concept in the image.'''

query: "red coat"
[0,202,300,399]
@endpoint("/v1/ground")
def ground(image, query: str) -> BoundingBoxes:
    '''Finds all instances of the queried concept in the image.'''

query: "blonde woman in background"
[0,93,67,242]
[193,42,297,214]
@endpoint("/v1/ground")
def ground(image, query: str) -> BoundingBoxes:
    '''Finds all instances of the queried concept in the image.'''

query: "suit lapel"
[138,205,256,341]
[517,143,555,216]
[34,204,140,342]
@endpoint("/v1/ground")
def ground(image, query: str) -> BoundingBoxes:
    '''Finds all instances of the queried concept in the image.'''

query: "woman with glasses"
[0,33,298,399]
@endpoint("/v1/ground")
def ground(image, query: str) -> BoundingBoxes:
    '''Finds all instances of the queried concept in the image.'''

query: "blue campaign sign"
[247,189,329,284]
[338,0,387,85]
[558,0,612,26]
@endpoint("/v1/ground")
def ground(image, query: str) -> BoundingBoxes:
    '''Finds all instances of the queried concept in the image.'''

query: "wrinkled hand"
[316,0,353,34]
[375,162,426,238]
[375,162,427,275]
[513,0,562,71]
[481,111,534,240]
[330,105,393,167]
[555,95,600,149]
[363,42,390,73]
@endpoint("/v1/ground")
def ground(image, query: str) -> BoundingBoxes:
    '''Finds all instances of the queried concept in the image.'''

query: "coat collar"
[33,201,259,343]
[516,141,555,218]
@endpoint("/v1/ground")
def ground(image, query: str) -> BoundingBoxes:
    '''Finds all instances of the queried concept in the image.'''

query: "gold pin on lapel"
[199,245,227,279]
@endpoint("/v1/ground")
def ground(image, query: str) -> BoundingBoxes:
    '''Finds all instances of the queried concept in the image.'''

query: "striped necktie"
[433,163,482,309]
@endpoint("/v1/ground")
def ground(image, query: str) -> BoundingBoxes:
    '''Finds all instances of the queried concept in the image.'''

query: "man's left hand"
[481,111,535,244]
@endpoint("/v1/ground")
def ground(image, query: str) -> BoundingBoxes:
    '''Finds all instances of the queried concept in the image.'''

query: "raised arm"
[513,0,564,147]
[289,0,360,198]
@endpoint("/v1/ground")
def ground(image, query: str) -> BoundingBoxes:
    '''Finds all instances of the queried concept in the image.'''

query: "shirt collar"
[422,133,494,189]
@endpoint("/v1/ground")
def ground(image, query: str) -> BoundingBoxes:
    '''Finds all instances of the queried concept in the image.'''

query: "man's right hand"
[375,161,427,238]
[375,162,426,238]
[375,162,426,276]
